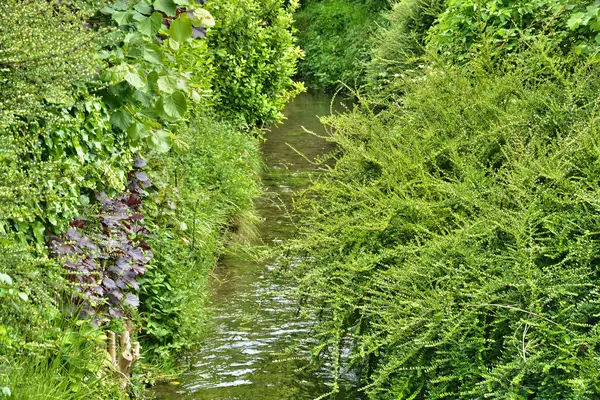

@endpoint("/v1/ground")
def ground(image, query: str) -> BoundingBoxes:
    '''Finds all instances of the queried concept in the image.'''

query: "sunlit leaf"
[149,130,173,153]
[138,12,163,37]
[0,273,12,286]
[143,43,164,64]
[154,0,177,16]
[169,14,193,43]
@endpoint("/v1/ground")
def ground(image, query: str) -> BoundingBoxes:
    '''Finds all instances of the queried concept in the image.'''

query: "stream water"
[150,92,358,399]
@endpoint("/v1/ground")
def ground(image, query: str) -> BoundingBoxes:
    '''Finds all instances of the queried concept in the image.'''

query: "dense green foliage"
[295,0,387,90]
[366,0,445,97]
[0,1,100,128]
[140,117,261,360]
[289,0,600,398]
[429,0,600,60]
[0,0,299,396]
[290,53,600,398]
[206,0,304,126]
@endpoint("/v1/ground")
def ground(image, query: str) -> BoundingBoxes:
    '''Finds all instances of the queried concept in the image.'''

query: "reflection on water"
[150,92,357,400]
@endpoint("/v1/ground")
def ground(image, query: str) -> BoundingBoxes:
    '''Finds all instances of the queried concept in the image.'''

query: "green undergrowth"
[365,0,445,100]
[0,0,298,396]
[294,0,387,90]
[286,42,600,398]
[139,117,262,365]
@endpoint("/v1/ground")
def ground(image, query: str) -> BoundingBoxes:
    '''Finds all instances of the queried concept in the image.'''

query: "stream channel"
[151,92,358,399]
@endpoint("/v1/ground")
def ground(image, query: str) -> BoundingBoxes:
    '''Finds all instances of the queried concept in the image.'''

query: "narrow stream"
[151,92,357,399]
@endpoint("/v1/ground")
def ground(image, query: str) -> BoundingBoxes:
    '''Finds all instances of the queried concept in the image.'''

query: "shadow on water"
[150,91,360,400]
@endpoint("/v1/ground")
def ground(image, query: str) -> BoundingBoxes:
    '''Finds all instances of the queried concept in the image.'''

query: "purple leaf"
[102,277,117,290]
[123,273,140,290]
[108,290,124,303]
[70,219,86,228]
[91,285,105,296]
[109,265,123,275]
[130,263,146,275]
[101,214,124,228]
[124,194,141,207]
[79,236,98,252]
[96,192,111,205]
[109,308,124,319]
[133,158,147,168]
[124,293,140,307]
[54,244,73,256]
[116,257,129,271]
[82,259,98,270]
[135,171,149,183]
[128,247,146,262]
[130,213,145,222]
[66,228,82,241]
[193,26,207,39]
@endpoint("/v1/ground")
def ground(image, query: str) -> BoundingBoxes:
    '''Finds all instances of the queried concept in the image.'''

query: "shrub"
[428,0,600,62]
[0,0,270,392]
[365,0,445,98]
[205,0,303,126]
[286,49,600,399]
[295,0,385,90]
[0,0,100,128]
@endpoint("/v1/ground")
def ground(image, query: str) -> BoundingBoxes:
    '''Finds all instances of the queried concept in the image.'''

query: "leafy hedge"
[429,0,600,61]
[288,48,600,399]
[287,0,600,398]
[206,0,303,126]
[365,0,445,99]
[0,0,298,396]
[140,117,261,361]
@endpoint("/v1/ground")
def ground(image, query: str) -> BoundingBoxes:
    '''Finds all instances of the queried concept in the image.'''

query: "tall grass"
[0,311,122,399]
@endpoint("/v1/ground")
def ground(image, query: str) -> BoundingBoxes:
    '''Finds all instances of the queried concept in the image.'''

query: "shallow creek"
[150,92,359,399]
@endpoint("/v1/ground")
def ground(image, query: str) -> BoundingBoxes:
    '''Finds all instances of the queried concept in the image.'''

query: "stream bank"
[150,91,358,399]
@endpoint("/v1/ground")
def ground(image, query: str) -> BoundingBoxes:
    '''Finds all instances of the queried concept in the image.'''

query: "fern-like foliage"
[285,49,600,399]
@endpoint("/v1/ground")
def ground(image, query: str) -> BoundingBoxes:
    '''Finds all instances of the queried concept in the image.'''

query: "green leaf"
[32,221,45,244]
[128,122,151,142]
[113,0,128,10]
[17,292,28,301]
[169,14,193,43]
[111,111,134,131]
[134,1,153,15]
[125,70,147,89]
[107,64,129,83]
[71,136,85,164]
[0,273,12,286]
[80,194,90,206]
[192,8,215,28]
[149,130,173,153]
[157,75,179,93]
[143,44,164,64]
[567,12,586,30]
[48,215,57,226]
[161,91,187,119]
[138,12,163,37]
[154,0,177,17]
[112,10,134,26]
[147,71,160,93]
[168,38,180,51]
